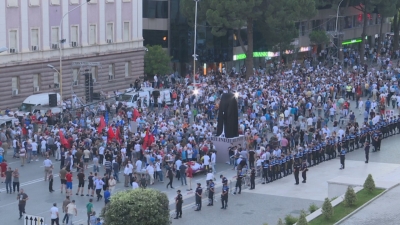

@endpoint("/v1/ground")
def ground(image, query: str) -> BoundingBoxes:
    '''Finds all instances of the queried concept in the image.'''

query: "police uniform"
[281,155,287,177]
[320,141,326,162]
[262,160,269,184]
[312,146,317,166]
[174,190,183,219]
[234,171,243,194]
[301,161,308,183]
[287,154,293,174]
[314,144,320,165]
[221,184,229,209]
[269,159,275,182]
[355,129,360,149]
[195,183,202,211]
[349,133,355,151]
[207,180,215,206]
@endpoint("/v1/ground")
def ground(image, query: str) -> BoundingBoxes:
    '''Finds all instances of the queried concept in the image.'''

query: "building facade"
[0,0,144,109]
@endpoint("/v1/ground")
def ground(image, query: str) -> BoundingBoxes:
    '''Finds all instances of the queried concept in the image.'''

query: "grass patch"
[309,188,384,225]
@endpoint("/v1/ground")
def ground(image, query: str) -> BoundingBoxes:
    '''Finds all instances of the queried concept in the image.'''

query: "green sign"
[342,38,362,45]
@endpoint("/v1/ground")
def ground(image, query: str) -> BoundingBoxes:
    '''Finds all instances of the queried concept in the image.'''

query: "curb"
[334,182,400,225]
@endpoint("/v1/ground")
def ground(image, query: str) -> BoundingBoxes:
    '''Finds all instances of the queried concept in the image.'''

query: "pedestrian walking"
[194,183,202,211]
[207,179,215,206]
[94,176,105,201]
[50,203,60,225]
[166,164,175,189]
[19,147,26,167]
[5,166,12,193]
[17,189,28,219]
[340,148,346,170]
[66,199,77,225]
[43,156,53,181]
[364,142,370,163]
[49,170,55,192]
[62,196,70,224]
[65,170,73,196]
[86,199,94,225]
[59,167,67,194]
[108,176,116,193]
[76,169,85,196]
[233,170,243,195]
[173,190,183,219]
[12,168,20,193]
[104,187,111,205]
[87,172,95,197]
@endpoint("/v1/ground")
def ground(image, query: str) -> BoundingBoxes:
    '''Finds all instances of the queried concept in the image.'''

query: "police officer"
[287,153,293,174]
[207,179,215,206]
[276,157,283,179]
[355,129,360,149]
[221,183,229,209]
[349,132,355,151]
[301,160,308,183]
[372,131,379,152]
[233,170,243,195]
[281,155,287,177]
[339,148,346,170]
[174,190,183,219]
[250,168,256,190]
[194,183,202,211]
[261,160,269,184]
[220,174,228,185]
[269,159,275,182]
[320,141,326,162]
[314,143,320,165]
[293,159,301,185]
[364,142,370,163]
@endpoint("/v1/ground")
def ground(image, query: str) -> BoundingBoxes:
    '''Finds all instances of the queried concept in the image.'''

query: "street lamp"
[335,0,344,62]
[193,0,200,85]
[59,0,90,101]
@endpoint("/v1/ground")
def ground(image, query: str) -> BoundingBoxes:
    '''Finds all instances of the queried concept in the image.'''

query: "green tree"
[363,174,376,193]
[309,30,331,45]
[321,197,334,219]
[277,218,284,225]
[101,189,170,225]
[308,203,318,214]
[205,0,263,79]
[144,45,172,79]
[284,214,298,225]
[344,186,357,207]
[373,0,398,54]
[297,210,309,225]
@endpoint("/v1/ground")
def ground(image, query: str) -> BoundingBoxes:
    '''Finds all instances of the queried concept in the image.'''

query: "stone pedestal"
[210,135,244,164]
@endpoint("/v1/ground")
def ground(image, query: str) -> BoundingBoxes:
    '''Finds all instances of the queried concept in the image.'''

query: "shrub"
[297,210,309,225]
[321,197,334,219]
[308,203,318,214]
[363,174,376,193]
[330,196,338,201]
[102,189,170,225]
[276,218,284,225]
[344,186,357,207]
[284,214,298,225]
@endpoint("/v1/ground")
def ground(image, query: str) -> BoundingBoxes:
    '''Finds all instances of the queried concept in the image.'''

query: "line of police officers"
[173,116,399,216]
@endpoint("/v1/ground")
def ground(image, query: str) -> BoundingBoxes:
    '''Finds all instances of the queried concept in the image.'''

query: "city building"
[143,1,390,75]
[0,0,144,109]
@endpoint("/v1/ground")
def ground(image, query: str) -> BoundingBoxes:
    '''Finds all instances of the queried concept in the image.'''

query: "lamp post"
[193,0,200,85]
[335,0,344,61]
[59,0,90,101]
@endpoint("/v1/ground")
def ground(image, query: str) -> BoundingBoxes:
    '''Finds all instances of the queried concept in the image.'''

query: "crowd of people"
[0,42,400,224]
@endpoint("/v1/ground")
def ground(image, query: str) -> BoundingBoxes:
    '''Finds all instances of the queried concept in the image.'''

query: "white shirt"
[175,159,182,169]
[135,160,142,171]
[203,155,210,165]
[31,142,38,151]
[206,173,214,181]
[211,152,216,164]
[132,182,139,190]
[43,159,53,167]
[50,206,59,219]
[146,165,154,175]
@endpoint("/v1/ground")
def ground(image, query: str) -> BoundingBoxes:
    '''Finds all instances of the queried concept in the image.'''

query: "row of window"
[8,22,132,53]
[11,62,132,96]
[7,0,131,7]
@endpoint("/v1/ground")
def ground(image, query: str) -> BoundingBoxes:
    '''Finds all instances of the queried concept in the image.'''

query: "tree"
[373,0,398,54]
[309,30,331,45]
[144,45,172,79]
[363,174,376,193]
[277,218,284,225]
[205,0,263,79]
[344,186,357,207]
[261,0,317,60]
[321,197,334,219]
[297,210,309,225]
[102,189,170,225]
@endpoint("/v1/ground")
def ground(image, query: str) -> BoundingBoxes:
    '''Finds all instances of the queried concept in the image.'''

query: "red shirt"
[0,162,7,173]
[66,173,73,182]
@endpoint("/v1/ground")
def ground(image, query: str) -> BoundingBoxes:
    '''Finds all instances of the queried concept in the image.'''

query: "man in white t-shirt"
[146,164,155,185]
[50,203,59,225]
[203,154,210,172]
[31,140,39,162]
[211,152,216,174]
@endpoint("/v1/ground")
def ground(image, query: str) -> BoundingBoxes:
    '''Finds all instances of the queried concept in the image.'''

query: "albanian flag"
[107,126,116,143]
[142,128,155,150]
[59,130,71,149]
[133,108,140,121]
[97,116,106,134]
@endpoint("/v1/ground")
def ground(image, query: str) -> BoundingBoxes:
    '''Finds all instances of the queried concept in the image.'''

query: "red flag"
[115,127,121,143]
[133,109,140,121]
[107,126,115,143]
[59,130,71,149]
[97,116,106,134]
[142,129,150,150]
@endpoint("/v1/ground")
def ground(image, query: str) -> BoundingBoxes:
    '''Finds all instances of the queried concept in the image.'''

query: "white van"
[17,93,61,115]
[119,88,172,108]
